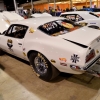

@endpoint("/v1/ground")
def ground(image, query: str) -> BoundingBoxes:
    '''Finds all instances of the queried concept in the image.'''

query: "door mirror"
[0,32,5,35]
[2,30,7,35]
[0,30,7,35]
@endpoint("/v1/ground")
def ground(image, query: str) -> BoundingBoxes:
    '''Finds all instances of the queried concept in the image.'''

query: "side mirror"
[2,30,7,35]
[0,32,4,35]
[0,30,7,35]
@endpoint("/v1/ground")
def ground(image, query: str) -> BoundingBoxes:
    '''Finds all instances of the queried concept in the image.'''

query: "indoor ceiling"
[3,0,39,5]
[3,0,39,11]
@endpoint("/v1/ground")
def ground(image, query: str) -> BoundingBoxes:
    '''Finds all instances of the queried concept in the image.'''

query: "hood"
[59,26,100,46]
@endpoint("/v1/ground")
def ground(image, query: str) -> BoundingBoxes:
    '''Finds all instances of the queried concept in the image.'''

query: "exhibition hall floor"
[0,55,100,100]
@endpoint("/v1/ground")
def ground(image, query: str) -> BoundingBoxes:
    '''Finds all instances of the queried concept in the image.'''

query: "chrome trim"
[70,56,100,72]
[84,56,100,70]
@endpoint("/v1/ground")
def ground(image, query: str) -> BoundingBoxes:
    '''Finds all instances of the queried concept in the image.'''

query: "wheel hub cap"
[34,56,47,75]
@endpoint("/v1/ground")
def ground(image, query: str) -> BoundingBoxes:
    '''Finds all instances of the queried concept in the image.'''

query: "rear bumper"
[70,56,100,77]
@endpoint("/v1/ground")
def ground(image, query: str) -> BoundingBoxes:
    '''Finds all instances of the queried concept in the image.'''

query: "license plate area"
[86,60,100,77]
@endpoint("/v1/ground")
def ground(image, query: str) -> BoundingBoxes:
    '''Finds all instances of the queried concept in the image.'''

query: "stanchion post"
[13,0,18,13]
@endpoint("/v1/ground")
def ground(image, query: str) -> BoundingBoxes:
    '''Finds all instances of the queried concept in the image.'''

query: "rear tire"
[29,52,60,81]
[0,49,4,56]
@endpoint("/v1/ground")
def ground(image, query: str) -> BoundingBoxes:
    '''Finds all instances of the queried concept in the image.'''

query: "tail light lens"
[86,49,95,63]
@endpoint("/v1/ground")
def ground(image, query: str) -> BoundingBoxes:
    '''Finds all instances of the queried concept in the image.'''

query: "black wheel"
[0,49,4,56]
[29,52,60,81]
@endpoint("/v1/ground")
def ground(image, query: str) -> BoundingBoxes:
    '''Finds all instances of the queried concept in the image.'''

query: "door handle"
[18,43,22,45]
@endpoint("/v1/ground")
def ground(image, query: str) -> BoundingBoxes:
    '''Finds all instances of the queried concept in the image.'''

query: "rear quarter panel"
[23,28,87,74]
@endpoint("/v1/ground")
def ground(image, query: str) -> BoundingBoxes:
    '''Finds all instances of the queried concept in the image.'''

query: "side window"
[8,26,13,34]
[60,15,66,18]
[75,14,84,22]
[5,24,28,39]
[61,14,84,22]
[65,14,76,21]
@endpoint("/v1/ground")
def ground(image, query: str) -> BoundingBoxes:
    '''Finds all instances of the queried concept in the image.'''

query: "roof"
[31,13,52,18]
[11,17,66,27]
[60,11,99,20]
[61,11,90,15]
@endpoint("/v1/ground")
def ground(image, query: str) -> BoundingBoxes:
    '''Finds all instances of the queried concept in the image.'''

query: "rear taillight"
[86,49,95,63]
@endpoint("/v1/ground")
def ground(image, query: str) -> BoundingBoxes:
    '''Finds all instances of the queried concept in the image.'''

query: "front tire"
[29,52,60,81]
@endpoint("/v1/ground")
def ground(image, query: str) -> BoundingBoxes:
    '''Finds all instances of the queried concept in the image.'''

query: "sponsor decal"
[29,28,34,33]
[60,62,67,66]
[59,58,67,62]
[90,23,96,24]
[23,52,26,56]
[5,20,10,24]
[61,22,74,28]
[51,59,56,63]
[79,22,87,26]
[38,53,48,68]
[71,54,79,63]
[7,39,13,51]
[96,49,99,54]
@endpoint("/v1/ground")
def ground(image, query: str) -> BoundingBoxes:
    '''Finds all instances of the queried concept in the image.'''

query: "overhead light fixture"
[27,0,29,2]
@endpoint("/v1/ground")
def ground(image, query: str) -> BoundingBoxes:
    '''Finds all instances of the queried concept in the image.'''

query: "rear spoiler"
[0,11,24,33]
[2,11,24,24]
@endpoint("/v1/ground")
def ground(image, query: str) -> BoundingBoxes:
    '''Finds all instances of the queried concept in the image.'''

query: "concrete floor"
[0,55,100,100]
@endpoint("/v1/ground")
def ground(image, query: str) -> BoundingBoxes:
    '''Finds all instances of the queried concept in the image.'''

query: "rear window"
[38,19,82,36]
[60,14,84,22]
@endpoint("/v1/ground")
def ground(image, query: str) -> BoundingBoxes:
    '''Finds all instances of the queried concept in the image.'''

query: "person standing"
[72,5,77,11]
[26,9,31,18]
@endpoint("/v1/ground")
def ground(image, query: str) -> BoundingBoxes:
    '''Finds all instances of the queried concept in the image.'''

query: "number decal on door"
[7,39,13,51]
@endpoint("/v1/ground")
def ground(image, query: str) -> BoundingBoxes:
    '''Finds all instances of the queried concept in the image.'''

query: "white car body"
[0,17,100,80]
[60,11,100,27]
[31,13,52,18]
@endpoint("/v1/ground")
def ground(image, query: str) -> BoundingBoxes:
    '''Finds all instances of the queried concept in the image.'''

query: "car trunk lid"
[59,27,100,47]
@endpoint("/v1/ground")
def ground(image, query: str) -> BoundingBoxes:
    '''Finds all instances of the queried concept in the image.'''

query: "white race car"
[60,11,100,27]
[0,17,100,81]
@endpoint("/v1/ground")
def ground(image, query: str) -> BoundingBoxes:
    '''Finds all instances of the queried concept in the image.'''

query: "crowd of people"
[19,5,78,18]
[19,5,98,18]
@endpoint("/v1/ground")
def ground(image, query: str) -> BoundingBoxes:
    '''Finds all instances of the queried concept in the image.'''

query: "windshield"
[38,19,82,36]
